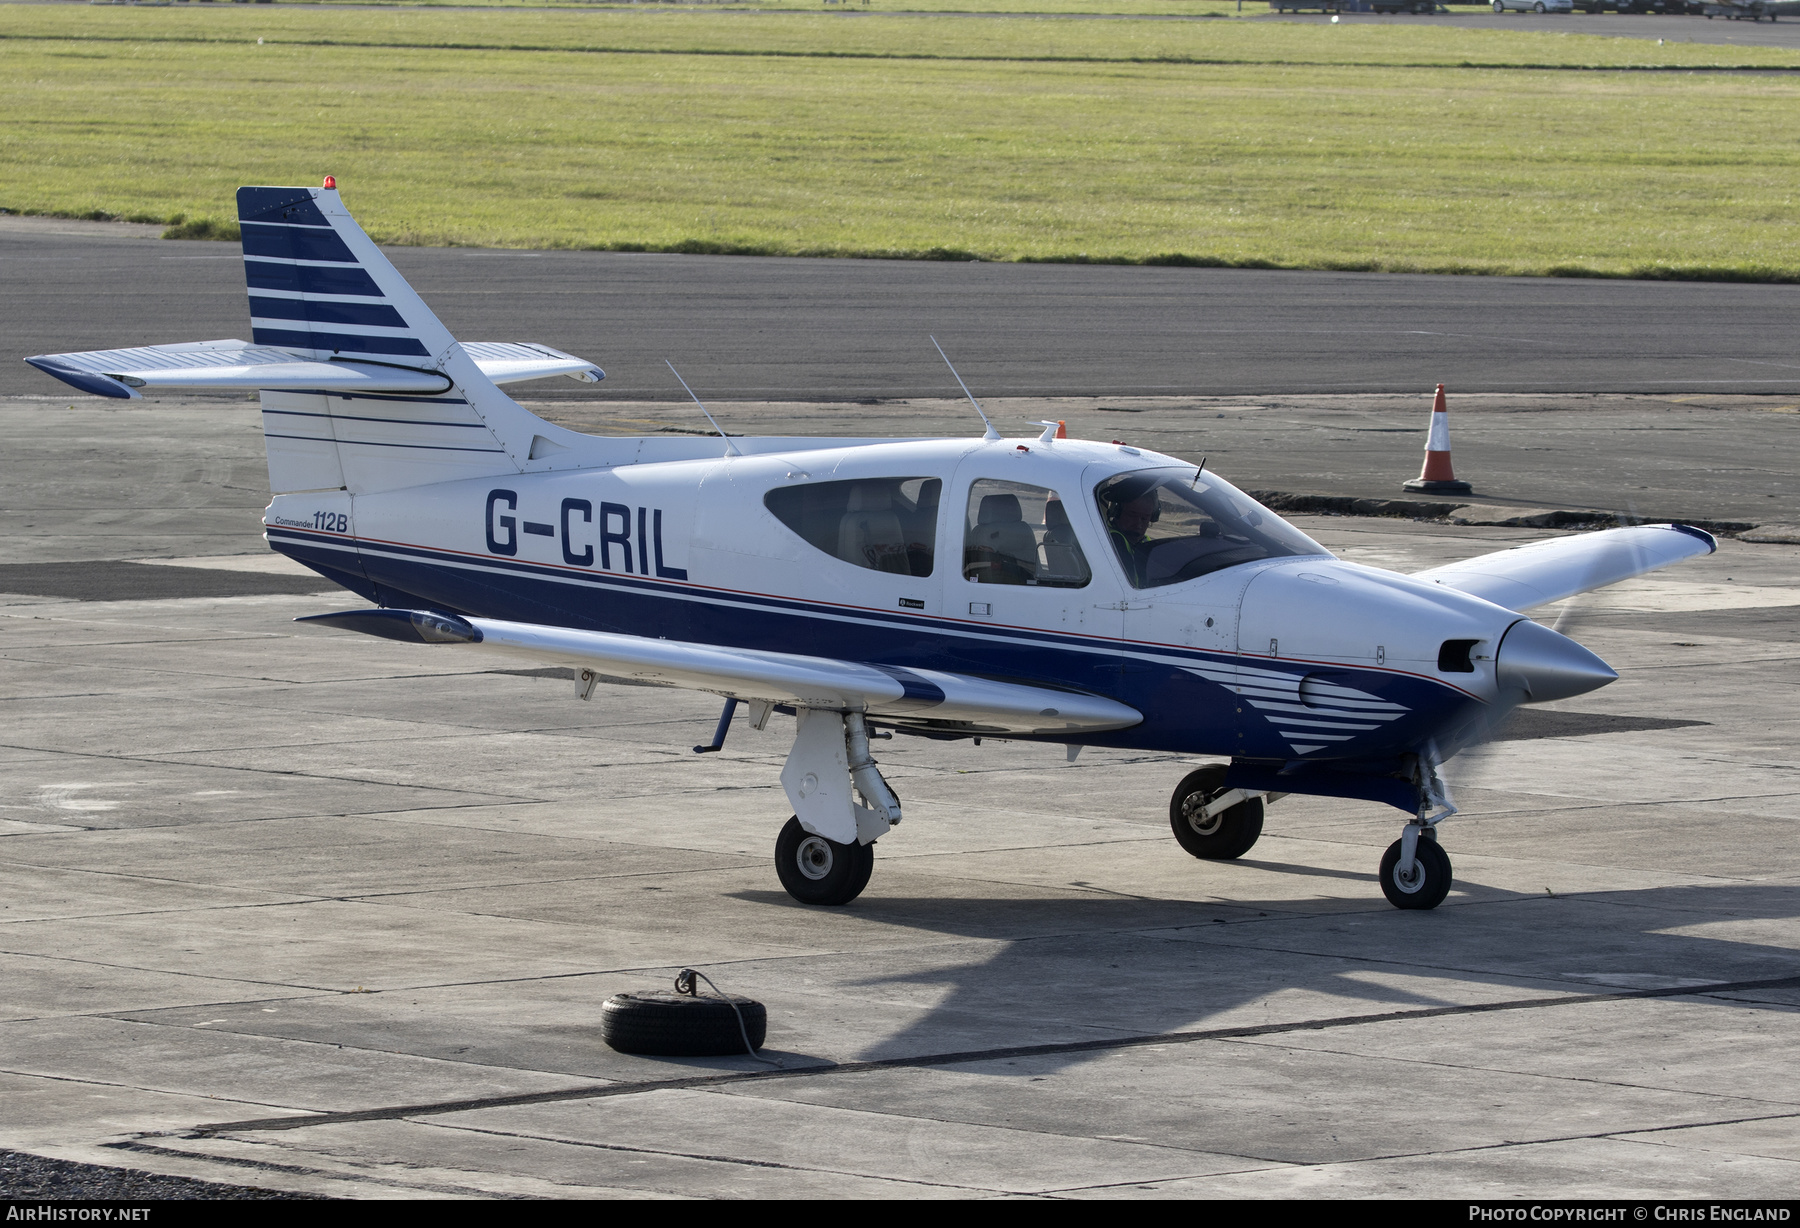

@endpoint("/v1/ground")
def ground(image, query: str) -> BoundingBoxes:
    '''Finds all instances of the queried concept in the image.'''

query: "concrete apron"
[0,394,1795,1198]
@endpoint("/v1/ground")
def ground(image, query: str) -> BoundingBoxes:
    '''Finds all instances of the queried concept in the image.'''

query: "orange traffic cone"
[1055,420,1067,439]
[1403,383,1471,494]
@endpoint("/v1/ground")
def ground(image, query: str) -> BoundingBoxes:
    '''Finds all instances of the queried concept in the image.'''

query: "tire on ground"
[775,815,875,905]
[1169,764,1265,860]
[1378,836,1453,910]
[601,991,768,1056]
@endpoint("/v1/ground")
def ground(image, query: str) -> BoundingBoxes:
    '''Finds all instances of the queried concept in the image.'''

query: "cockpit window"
[1094,468,1327,589]
[765,477,940,576]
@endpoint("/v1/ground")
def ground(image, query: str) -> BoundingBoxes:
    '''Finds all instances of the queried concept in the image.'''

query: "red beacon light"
[322,175,336,190]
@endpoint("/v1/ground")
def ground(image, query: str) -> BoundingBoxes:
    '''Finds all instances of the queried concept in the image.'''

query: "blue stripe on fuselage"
[267,527,1475,756]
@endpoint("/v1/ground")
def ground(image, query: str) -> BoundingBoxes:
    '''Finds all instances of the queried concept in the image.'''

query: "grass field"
[4,4,1798,277]
[301,0,1258,13]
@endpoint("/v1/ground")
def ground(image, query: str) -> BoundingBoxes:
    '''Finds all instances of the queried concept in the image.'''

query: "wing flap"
[1414,523,1716,612]
[299,610,1141,736]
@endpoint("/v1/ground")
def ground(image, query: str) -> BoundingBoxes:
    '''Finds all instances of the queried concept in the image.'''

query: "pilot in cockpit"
[1100,476,1161,584]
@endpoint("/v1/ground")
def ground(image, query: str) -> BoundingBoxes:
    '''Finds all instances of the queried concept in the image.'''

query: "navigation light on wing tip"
[323,176,336,190]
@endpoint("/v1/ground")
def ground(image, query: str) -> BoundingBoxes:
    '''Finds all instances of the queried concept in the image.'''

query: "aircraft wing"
[299,609,1143,737]
[25,339,602,400]
[1412,523,1715,613]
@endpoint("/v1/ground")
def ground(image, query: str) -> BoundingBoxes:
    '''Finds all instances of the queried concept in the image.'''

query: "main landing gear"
[770,708,899,907]
[1169,764,1265,860]
[775,815,875,906]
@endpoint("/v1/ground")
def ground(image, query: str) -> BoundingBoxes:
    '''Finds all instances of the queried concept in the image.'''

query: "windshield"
[1094,468,1327,589]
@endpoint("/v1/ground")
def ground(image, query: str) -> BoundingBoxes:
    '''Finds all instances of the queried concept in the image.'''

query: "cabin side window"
[764,477,940,577]
[962,479,1092,588]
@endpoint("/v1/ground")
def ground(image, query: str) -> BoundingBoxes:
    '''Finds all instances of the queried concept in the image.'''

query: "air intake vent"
[1438,639,1479,673]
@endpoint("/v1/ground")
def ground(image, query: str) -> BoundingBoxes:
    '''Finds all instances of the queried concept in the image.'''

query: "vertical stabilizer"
[238,184,554,495]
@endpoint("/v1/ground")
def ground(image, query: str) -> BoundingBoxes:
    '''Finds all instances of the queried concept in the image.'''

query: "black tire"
[774,815,874,905]
[1169,765,1265,860]
[1378,835,1453,910]
[1534,2,1546,11]
[601,990,767,1056]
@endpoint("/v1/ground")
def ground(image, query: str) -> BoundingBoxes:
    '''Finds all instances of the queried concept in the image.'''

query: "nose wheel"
[1169,765,1265,860]
[1379,830,1452,909]
[775,815,874,906]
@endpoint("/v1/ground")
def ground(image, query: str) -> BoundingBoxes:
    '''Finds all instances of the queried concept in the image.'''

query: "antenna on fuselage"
[666,360,741,457]
[930,336,1001,442]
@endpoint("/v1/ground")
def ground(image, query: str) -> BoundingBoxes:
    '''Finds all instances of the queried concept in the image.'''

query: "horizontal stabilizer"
[298,610,1142,737]
[1413,523,1716,612]
[25,339,601,400]
[460,342,605,386]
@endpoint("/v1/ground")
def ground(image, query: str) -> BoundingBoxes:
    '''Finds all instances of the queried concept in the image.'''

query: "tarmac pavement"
[8,216,1800,402]
[0,388,1795,1198]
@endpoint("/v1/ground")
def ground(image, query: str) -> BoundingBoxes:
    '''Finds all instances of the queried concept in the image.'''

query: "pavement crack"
[103,1139,531,1199]
[414,1120,1011,1194]
[183,971,1800,1138]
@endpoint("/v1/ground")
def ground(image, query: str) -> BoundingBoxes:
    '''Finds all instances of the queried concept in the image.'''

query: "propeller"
[1436,505,1643,803]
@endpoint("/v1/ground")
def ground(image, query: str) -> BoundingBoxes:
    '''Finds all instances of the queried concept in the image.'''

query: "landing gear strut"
[1169,764,1265,860]
[1379,757,1457,909]
[773,708,897,906]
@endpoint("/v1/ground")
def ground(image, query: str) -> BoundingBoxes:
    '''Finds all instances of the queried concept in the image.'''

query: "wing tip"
[1667,523,1719,553]
[24,355,136,400]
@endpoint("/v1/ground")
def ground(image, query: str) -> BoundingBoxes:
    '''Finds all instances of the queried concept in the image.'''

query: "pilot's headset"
[1102,476,1163,527]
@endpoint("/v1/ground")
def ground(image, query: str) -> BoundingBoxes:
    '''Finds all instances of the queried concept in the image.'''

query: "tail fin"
[239,185,453,366]
[237,185,589,495]
[26,184,611,496]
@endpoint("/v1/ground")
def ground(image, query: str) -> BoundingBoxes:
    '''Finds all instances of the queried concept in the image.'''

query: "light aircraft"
[26,182,1719,911]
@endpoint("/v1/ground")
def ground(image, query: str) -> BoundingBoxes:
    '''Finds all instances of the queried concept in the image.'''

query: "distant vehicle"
[1573,0,1694,12]
[1702,0,1794,17]
[1268,0,1442,10]
[1493,0,1574,11]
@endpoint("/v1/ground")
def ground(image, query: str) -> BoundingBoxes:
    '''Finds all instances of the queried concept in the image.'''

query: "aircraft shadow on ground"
[727,882,1800,1072]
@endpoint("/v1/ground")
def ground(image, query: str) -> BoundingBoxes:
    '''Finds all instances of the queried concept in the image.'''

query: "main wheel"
[1492,1,1505,11]
[775,816,874,905]
[1169,765,1265,860]
[1378,835,1453,910]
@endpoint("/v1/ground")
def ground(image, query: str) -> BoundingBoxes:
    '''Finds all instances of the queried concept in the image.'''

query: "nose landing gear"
[1379,824,1453,909]
[1170,759,1458,910]
[1380,757,1458,910]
